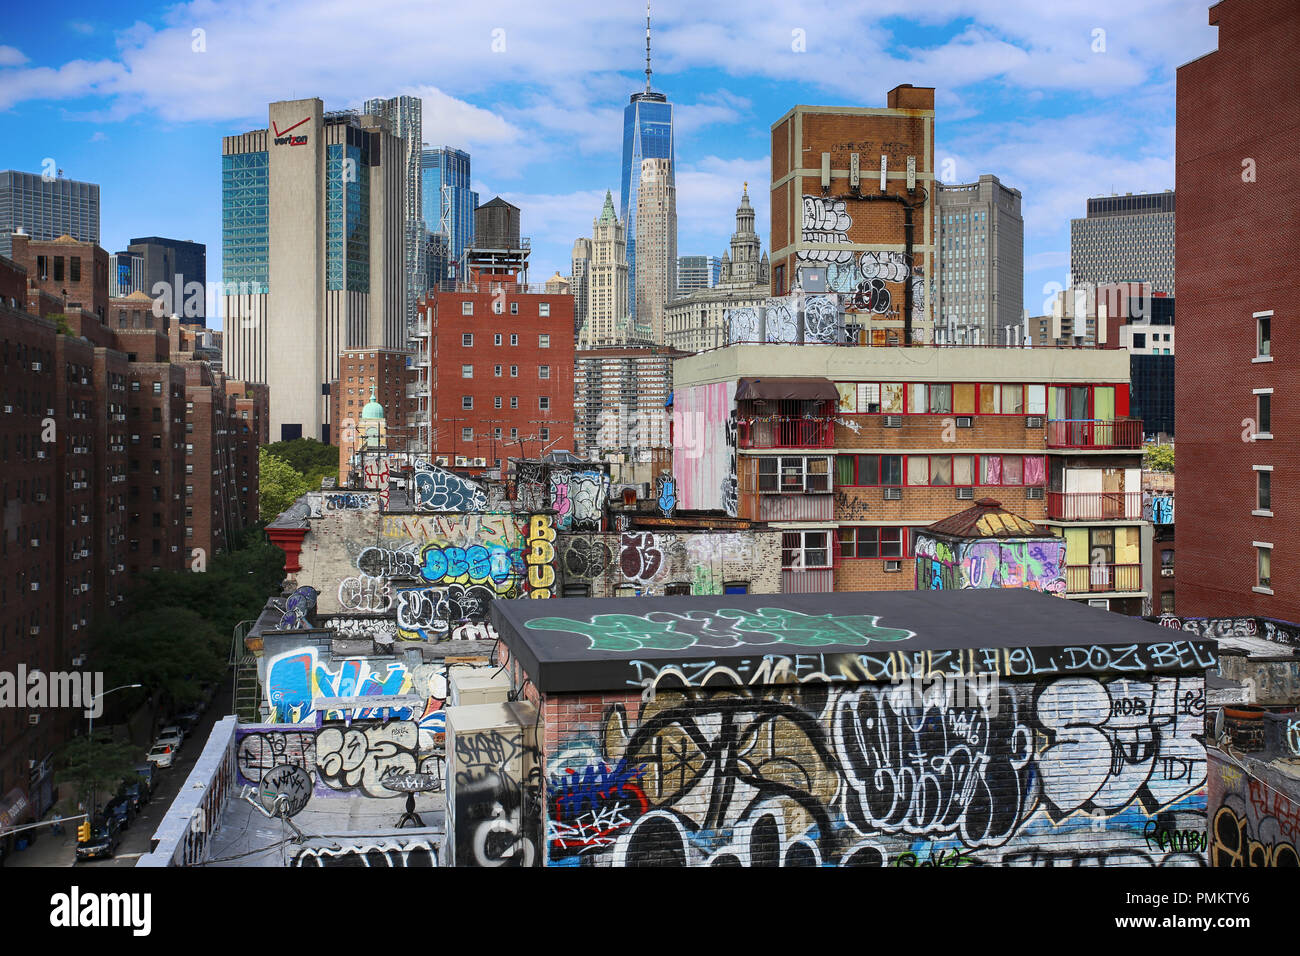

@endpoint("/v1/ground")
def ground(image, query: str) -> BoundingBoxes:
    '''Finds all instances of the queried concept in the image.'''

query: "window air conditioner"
[956,487,974,500]
[955,416,973,428]
[883,487,903,501]
[883,415,903,428]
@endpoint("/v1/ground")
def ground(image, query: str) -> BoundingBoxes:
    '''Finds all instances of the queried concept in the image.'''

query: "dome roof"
[360,386,385,421]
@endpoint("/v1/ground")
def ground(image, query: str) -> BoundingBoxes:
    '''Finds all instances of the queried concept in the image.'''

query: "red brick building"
[331,348,417,449]
[421,270,575,467]
[1176,0,1300,618]
[10,233,109,323]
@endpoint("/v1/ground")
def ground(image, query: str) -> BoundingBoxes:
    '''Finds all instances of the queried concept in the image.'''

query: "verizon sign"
[273,116,309,146]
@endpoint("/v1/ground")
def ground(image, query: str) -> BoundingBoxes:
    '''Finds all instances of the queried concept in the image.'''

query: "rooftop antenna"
[645,0,653,93]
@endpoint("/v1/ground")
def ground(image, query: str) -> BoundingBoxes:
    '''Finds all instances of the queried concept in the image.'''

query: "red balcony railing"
[1046,419,1143,449]
[1048,491,1143,520]
[738,417,834,449]
[1065,563,1143,594]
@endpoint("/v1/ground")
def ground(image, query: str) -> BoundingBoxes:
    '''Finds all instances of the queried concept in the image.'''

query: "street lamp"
[86,684,142,824]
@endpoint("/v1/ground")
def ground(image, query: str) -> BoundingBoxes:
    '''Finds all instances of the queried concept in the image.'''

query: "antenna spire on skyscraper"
[645,1,653,93]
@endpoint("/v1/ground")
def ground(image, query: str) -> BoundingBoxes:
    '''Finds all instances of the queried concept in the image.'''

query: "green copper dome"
[360,386,385,421]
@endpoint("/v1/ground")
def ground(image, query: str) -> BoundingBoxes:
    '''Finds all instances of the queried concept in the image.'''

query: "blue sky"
[0,1,1218,330]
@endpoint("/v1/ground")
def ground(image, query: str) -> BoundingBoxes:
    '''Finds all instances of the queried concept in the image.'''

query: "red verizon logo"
[273,116,309,146]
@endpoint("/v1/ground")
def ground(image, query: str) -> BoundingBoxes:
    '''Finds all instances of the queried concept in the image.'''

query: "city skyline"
[0,3,1212,331]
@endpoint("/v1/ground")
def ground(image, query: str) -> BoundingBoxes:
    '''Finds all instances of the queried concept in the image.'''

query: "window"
[1160,591,1175,613]
[493,299,504,315]
[1258,393,1272,434]
[495,365,503,377]
[1161,549,1174,570]
[882,383,904,413]
[494,334,503,346]
[1133,333,1147,349]
[461,301,474,316]
[152,382,162,395]
[510,397,519,409]
[540,427,550,440]
[782,530,830,569]
[539,334,550,349]
[1258,470,1271,511]
[539,302,551,317]
[1257,545,1272,588]
[462,396,473,410]
[836,454,902,486]
[462,333,473,346]
[761,457,830,492]
[539,396,550,411]
[494,428,502,439]
[838,526,904,559]
[510,428,518,439]
[928,384,952,414]
[494,396,503,409]
[462,364,474,378]
[462,427,473,441]
[1001,385,1024,414]
[510,365,518,377]
[510,302,519,315]
[510,334,519,346]
[1257,313,1271,357]
[539,365,550,379]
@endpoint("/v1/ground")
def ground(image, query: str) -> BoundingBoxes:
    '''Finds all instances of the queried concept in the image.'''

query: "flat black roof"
[490,589,1218,694]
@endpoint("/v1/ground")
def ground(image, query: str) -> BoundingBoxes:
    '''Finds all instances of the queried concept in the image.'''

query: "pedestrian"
[50,812,63,836]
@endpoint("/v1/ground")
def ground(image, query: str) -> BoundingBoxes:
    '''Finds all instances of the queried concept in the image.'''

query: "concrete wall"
[536,671,1208,867]
[557,529,782,597]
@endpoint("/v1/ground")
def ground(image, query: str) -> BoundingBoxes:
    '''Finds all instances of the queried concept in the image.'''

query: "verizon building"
[222,98,405,443]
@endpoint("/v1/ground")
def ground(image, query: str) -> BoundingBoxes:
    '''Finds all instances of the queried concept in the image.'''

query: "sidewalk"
[4,816,76,868]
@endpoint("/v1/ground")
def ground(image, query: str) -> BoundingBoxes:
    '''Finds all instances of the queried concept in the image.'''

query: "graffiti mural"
[413,468,489,512]
[294,839,438,867]
[515,462,546,513]
[525,514,557,599]
[727,307,759,343]
[722,409,738,518]
[1209,756,1300,867]
[549,469,608,532]
[449,724,541,867]
[656,473,676,516]
[362,457,390,511]
[557,531,778,597]
[545,675,1208,867]
[915,535,1065,595]
[802,295,844,344]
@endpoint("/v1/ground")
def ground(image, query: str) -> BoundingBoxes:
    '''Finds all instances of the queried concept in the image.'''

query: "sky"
[0,0,1220,330]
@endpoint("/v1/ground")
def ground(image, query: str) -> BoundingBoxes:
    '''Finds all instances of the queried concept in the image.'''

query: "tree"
[259,448,310,522]
[55,730,143,813]
[1144,443,1175,473]
[262,437,338,475]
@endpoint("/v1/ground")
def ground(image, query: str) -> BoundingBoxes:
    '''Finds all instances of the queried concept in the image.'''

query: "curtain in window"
[1094,386,1115,421]
[836,456,855,486]
[836,383,856,412]
[1026,384,1046,415]
[954,383,976,414]
[908,384,927,414]
[953,455,974,485]
[981,455,1001,485]
[929,385,952,414]
[1023,455,1046,485]
[930,456,952,485]
[907,457,929,485]
[882,383,904,413]
[979,384,1000,414]
[1002,385,1024,414]
[1003,455,1023,485]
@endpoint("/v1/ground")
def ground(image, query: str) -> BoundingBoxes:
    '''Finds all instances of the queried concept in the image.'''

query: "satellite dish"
[258,764,312,818]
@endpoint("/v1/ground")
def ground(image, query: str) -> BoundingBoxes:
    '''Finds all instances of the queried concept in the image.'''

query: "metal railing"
[1046,419,1144,449]
[1065,563,1143,593]
[738,417,835,449]
[1047,491,1143,520]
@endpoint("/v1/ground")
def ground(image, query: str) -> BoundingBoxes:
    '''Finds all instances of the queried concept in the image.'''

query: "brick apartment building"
[11,233,109,323]
[1176,0,1300,619]
[573,345,684,477]
[331,348,417,453]
[421,269,576,467]
[672,343,1152,613]
[770,86,936,344]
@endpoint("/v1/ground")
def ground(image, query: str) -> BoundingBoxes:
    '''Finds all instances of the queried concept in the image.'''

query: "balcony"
[738,417,834,449]
[1065,563,1143,594]
[1047,491,1143,520]
[1046,419,1143,449]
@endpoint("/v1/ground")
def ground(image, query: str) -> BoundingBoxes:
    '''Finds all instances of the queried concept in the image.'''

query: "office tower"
[364,95,425,337]
[421,146,478,281]
[1071,191,1176,294]
[619,6,675,320]
[0,169,100,259]
[582,191,630,347]
[634,157,676,343]
[677,255,721,298]
[1177,0,1299,619]
[222,98,406,443]
[109,251,144,296]
[769,87,936,344]
[126,236,207,325]
[934,174,1024,345]
[664,186,770,352]
[571,237,592,340]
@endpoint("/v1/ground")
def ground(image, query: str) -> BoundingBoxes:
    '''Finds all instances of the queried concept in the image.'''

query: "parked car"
[156,727,183,751]
[146,744,174,769]
[174,712,201,736]
[75,817,122,862]
[103,795,134,830]
[121,779,147,812]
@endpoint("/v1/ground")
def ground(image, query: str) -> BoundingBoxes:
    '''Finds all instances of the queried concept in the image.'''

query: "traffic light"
[77,819,91,843]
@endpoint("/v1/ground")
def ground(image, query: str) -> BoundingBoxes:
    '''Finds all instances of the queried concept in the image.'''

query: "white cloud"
[0,45,28,67]
[67,21,95,36]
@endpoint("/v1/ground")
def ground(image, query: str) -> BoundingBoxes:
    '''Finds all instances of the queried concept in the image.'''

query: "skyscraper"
[571,237,592,341]
[676,255,721,298]
[109,250,144,296]
[619,7,675,320]
[1071,191,1176,294]
[364,95,425,338]
[634,157,676,343]
[0,169,100,259]
[934,174,1024,345]
[421,146,478,283]
[127,236,207,325]
[222,99,406,443]
[582,191,630,348]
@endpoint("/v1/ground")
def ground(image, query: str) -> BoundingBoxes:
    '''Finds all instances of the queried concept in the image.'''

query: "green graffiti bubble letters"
[523,608,916,653]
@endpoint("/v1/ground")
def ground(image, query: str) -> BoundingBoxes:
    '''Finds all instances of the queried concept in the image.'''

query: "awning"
[736,377,838,401]
[0,788,31,830]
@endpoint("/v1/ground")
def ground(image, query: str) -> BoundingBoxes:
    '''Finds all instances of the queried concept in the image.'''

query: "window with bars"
[758,456,830,492]
[781,530,831,569]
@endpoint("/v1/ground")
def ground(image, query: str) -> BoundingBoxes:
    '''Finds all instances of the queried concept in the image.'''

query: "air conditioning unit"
[81,583,90,592]
[1026,416,1044,429]
[955,416,973,428]
[883,487,903,500]
[472,457,488,467]
[30,539,39,547]
[34,493,46,501]
[1025,487,1045,500]
[2,405,10,413]
[884,560,903,572]
[171,545,178,552]
[883,415,903,428]
[1087,599,1110,610]
[28,715,40,725]
[36,451,45,459]
[1161,568,1174,577]
[956,487,974,500]
[30,582,39,591]
[28,626,39,636]
[31,362,41,371]
[46,408,53,416]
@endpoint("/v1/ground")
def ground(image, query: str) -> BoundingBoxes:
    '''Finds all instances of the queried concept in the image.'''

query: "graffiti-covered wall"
[914,534,1066,596]
[672,382,737,515]
[542,673,1208,867]
[292,510,557,640]
[557,530,781,597]
[1207,750,1299,867]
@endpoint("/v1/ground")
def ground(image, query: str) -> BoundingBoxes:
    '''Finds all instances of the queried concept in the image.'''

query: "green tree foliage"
[55,730,143,810]
[94,607,227,717]
[1144,443,1175,473]
[262,437,337,475]
[259,448,310,523]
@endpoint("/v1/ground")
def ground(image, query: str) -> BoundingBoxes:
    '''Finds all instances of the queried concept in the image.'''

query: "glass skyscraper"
[0,169,100,260]
[619,91,674,318]
[421,147,478,282]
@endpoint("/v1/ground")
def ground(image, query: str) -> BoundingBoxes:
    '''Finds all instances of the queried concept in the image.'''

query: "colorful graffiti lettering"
[413,469,488,512]
[525,514,556,598]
